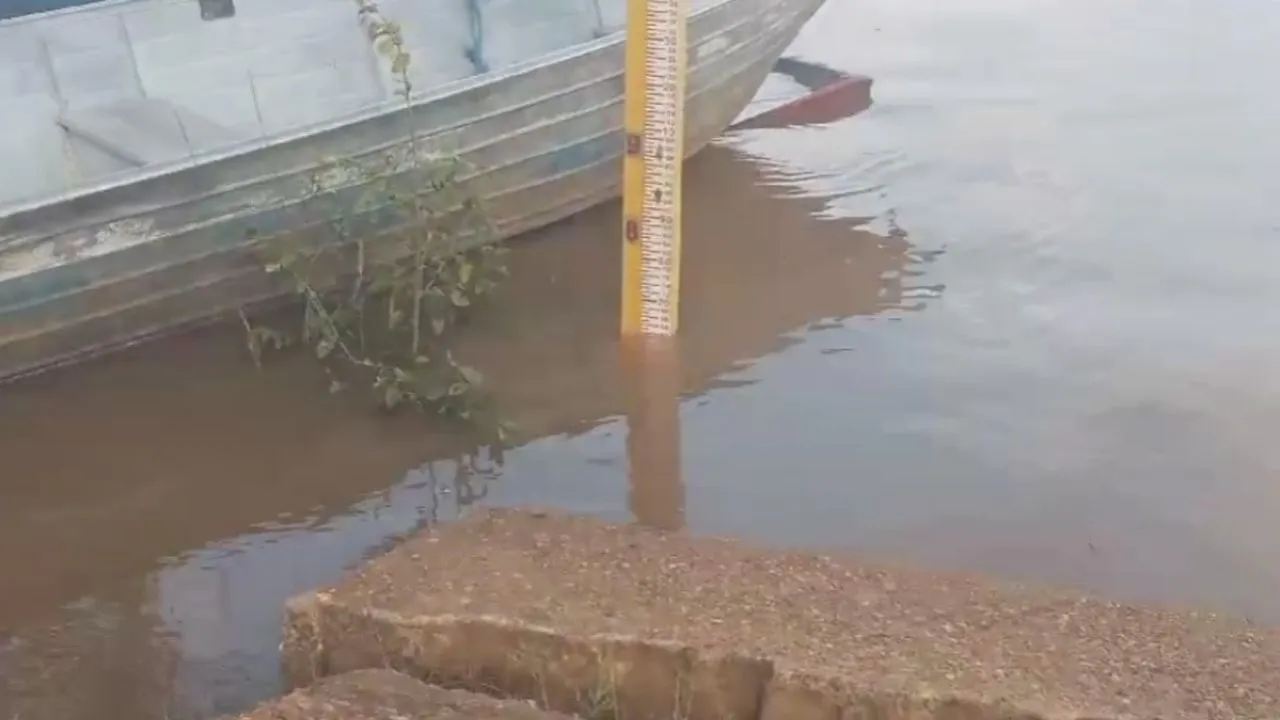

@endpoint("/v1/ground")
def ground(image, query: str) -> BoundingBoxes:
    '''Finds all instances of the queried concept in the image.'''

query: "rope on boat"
[464,0,490,73]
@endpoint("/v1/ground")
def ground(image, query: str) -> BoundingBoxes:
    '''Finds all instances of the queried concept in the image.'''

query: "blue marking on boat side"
[548,135,613,176]
[0,264,91,314]
[0,0,109,20]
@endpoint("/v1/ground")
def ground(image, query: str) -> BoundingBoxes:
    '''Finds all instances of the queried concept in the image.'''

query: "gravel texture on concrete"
[229,669,581,720]
[282,508,1280,720]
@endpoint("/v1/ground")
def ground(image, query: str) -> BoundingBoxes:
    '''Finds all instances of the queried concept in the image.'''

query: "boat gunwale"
[0,0,741,233]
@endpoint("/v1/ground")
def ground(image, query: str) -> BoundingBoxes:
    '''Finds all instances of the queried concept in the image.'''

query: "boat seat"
[57,97,250,168]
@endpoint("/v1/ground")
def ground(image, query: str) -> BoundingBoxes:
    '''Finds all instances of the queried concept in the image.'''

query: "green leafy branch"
[238,0,511,441]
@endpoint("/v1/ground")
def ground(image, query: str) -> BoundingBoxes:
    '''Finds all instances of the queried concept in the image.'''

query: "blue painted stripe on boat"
[0,0,110,20]
[548,134,614,176]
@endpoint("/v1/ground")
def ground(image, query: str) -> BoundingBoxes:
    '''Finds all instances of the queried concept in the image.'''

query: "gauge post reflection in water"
[621,334,686,531]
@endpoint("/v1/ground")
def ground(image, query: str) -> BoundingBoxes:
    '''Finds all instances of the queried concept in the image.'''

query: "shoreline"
[232,508,1280,719]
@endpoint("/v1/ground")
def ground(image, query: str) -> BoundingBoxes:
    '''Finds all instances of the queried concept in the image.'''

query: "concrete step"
[281,508,1280,720]
[231,669,582,720]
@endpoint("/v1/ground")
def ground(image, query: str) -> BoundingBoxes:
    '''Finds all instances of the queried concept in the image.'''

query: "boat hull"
[0,0,822,382]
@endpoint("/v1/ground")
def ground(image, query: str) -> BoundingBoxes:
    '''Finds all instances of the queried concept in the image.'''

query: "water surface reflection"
[0,141,905,719]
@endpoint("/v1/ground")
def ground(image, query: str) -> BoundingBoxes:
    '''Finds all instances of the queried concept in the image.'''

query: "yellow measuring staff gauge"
[620,0,688,337]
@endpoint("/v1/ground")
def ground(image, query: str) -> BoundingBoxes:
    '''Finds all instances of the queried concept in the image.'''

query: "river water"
[4,0,1280,717]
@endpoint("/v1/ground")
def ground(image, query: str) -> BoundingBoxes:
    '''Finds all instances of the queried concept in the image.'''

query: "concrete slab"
[229,669,582,720]
[282,509,1280,720]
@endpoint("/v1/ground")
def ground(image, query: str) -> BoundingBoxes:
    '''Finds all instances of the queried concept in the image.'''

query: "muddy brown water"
[4,0,1280,717]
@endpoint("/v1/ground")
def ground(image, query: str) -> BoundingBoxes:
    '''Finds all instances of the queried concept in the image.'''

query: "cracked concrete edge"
[226,668,586,720]
[281,592,1079,720]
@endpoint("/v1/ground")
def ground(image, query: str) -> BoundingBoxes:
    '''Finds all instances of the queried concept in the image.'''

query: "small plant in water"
[238,0,510,440]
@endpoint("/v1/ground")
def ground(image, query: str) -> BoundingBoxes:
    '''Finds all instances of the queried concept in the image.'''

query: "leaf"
[269,329,290,350]
[329,379,346,394]
[458,260,474,285]
[315,334,336,360]
[456,363,483,386]
[497,421,518,444]
[245,333,263,368]
[383,384,403,410]
[450,288,471,307]
[431,316,446,336]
